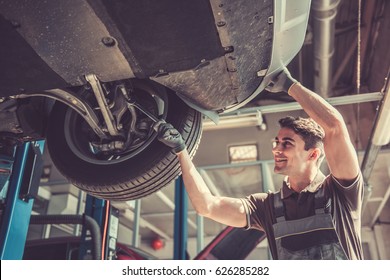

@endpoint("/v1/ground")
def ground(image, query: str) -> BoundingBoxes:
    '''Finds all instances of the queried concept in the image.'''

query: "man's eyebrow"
[281,137,295,142]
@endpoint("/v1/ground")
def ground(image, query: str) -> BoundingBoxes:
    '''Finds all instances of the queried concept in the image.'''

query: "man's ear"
[309,148,321,161]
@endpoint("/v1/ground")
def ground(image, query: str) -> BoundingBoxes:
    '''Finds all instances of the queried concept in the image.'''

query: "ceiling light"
[203,111,267,131]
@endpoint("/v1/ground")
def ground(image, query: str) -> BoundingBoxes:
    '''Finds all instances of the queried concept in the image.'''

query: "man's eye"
[283,142,292,147]
[272,140,293,148]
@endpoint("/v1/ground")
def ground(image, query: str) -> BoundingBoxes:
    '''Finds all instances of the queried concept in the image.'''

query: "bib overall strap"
[273,191,285,223]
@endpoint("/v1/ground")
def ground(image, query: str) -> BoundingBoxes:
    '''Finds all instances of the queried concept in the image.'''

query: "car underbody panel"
[0,0,311,200]
[0,0,274,111]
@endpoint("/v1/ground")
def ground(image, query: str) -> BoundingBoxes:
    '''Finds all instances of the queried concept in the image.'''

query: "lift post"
[79,195,119,260]
[0,141,44,259]
[173,176,188,260]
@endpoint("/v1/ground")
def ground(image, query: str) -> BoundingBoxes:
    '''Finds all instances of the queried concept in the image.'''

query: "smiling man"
[155,67,364,260]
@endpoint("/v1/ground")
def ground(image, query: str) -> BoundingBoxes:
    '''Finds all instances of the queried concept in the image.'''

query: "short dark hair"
[278,116,325,152]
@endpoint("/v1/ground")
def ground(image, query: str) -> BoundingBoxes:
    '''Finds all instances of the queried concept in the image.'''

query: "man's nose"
[272,145,282,154]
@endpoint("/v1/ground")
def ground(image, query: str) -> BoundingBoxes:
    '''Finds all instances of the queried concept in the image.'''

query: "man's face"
[272,127,312,176]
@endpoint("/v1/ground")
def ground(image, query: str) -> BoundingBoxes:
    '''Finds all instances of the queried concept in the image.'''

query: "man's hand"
[266,67,298,94]
[154,121,186,154]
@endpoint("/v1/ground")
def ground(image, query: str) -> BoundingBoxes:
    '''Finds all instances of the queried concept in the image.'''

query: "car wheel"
[46,81,202,201]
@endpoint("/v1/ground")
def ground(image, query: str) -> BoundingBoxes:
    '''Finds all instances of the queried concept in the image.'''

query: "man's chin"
[274,166,287,175]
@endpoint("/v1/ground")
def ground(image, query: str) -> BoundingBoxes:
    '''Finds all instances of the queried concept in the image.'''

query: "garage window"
[228,144,258,164]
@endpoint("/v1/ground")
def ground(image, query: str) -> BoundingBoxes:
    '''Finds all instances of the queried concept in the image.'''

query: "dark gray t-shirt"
[241,172,364,260]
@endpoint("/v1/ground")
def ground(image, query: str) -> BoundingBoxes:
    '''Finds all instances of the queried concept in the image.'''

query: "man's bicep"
[205,196,249,228]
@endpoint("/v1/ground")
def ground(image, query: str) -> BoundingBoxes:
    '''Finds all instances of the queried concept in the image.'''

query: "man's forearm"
[176,150,248,227]
[288,83,345,132]
[154,122,247,226]
[176,150,213,216]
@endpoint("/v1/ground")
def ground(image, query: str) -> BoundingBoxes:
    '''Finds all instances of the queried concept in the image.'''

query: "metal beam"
[120,208,170,240]
[155,191,175,209]
[370,185,390,228]
[361,72,390,211]
[261,162,275,193]
[222,92,382,116]
[204,92,382,130]
[132,199,141,247]
[200,159,275,170]
[141,210,197,218]
[198,169,222,196]
[73,189,85,236]
[332,36,358,88]
[196,215,204,254]
[155,191,197,230]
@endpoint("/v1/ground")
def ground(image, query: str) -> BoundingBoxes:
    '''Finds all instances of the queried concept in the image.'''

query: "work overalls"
[272,187,348,259]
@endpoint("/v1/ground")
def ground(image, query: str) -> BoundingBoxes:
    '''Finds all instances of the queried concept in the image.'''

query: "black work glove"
[154,121,186,153]
[266,67,298,94]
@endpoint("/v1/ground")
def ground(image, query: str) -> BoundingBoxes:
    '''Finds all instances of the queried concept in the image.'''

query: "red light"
[151,237,164,250]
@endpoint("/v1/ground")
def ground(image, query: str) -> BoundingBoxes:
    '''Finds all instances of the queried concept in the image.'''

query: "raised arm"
[177,149,247,227]
[268,68,360,182]
[155,122,247,228]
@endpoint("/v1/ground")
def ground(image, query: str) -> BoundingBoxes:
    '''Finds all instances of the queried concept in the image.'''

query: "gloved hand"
[266,67,298,94]
[154,121,186,153]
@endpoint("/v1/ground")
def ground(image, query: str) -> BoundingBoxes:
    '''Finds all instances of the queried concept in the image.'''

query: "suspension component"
[118,85,162,123]
[14,88,107,139]
[85,74,120,137]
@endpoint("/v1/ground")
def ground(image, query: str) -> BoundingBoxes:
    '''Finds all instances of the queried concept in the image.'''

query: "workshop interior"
[1,0,390,260]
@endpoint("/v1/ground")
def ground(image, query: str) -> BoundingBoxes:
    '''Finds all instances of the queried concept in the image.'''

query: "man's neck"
[288,169,319,193]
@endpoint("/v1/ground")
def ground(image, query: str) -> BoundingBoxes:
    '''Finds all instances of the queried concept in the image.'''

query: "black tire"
[46,84,202,201]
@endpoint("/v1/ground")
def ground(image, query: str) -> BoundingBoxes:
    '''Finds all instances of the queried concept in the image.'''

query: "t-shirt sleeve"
[328,172,364,212]
[240,192,270,231]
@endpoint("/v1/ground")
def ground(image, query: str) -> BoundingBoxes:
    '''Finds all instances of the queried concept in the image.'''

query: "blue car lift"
[173,176,188,260]
[0,141,44,260]
[0,139,118,260]
[0,139,187,260]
